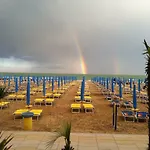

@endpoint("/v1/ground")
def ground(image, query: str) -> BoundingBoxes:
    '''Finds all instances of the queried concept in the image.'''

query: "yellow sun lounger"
[34,98,44,106]
[30,109,43,120]
[7,94,16,100]
[16,95,25,100]
[32,88,42,92]
[0,102,10,109]
[22,91,36,95]
[83,104,94,113]
[84,96,92,103]
[71,103,81,113]
[13,109,43,120]
[57,90,65,94]
[45,93,53,98]
[52,90,57,94]
[44,98,54,106]
[76,92,91,96]
[53,94,61,98]
[74,96,81,102]
[13,109,29,119]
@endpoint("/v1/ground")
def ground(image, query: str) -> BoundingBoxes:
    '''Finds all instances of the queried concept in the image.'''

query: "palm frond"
[0,131,13,150]
[46,121,72,150]
[0,86,8,99]
[144,39,149,50]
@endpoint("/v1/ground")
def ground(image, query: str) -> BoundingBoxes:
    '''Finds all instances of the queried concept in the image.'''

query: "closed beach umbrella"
[43,77,46,96]
[4,76,6,85]
[133,84,137,109]
[106,78,109,89]
[19,76,22,86]
[81,77,85,101]
[52,78,54,92]
[119,81,122,98]
[58,77,60,88]
[111,79,114,93]
[130,78,132,89]
[138,79,141,92]
[49,76,51,85]
[15,78,18,93]
[8,76,10,87]
[36,76,39,86]
[26,81,30,105]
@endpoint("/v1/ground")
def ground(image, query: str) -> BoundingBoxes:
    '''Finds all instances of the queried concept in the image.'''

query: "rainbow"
[73,34,87,74]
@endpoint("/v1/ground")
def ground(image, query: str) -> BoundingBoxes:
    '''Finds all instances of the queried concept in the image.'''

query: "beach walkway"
[2,131,147,150]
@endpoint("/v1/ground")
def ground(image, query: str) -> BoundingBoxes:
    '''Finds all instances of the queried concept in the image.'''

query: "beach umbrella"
[14,76,16,82]
[64,76,66,85]
[26,80,30,105]
[80,77,85,101]
[58,77,60,88]
[19,76,22,86]
[27,76,30,82]
[36,77,39,86]
[15,78,18,93]
[52,78,54,92]
[60,76,63,86]
[138,79,141,92]
[43,77,46,96]
[119,81,122,98]
[4,76,6,85]
[32,76,36,83]
[111,79,114,93]
[106,78,109,89]
[48,76,51,85]
[130,78,132,89]
[104,79,105,88]
[8,76,10,87]
[133,84,137,109]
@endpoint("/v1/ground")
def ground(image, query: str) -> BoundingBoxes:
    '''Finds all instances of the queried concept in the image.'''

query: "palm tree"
[0,131,13,150]
[143,39,150,150]
[46,121,74,150]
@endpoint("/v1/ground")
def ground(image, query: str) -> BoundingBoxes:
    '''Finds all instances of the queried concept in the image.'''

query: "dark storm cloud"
[0,0,150,74]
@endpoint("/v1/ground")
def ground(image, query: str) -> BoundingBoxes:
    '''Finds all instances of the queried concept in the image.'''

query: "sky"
[0,0,150,75]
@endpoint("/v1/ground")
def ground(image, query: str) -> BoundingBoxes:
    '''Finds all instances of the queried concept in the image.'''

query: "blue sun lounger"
[123,101,132,108]
[122,110,134,122]
[135,112,148,122]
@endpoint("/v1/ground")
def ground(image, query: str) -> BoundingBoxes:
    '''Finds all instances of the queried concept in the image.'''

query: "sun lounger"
[74,96,81,102]
[52,90,58,94]
[32,88,40,92]
[111,100,120,107]
[53,93,61,98]
[71,103,81,113]
[7,94,16,100]
[34,98,44,106]
[121,110,135,122]
[0,102,10,109]
[141,96,148,104]
[30,109,43,120]
[105,95,112,101]
[44,98,54,106]
[135,112,148,122]
[83,104,94,113]
[16,95,25,100]
[84,96,92,103]
[123,101,132,108]
[13,109,29,119]
[76,92,91,96]
[22,91,36,95]
[13,109,43,120]
[58,90,65,94]
[124,88,131,94]
[45,93,53,98]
